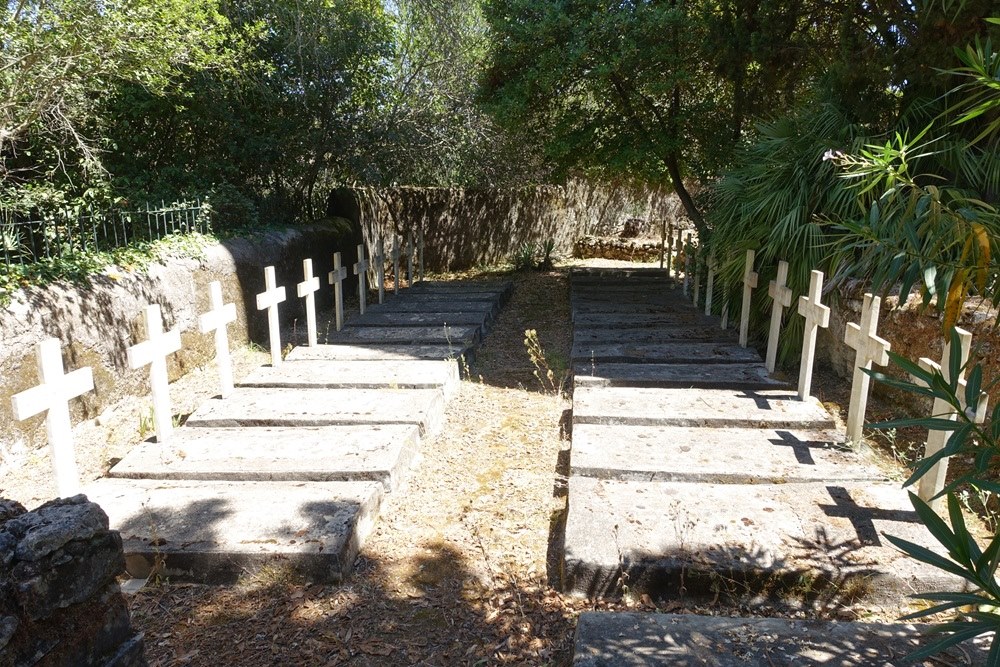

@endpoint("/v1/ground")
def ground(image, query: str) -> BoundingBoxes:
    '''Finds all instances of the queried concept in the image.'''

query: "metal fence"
[0,200,209,269]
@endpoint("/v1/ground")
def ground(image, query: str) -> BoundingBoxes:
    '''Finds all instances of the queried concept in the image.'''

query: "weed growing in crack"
[523,329,567,396]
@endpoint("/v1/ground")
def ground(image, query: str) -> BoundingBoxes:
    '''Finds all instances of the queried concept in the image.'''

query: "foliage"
[523,328,567,395]
[866,333,1000,662]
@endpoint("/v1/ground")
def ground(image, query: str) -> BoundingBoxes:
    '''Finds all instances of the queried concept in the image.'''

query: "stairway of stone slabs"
[564,268,988,665]
[84,279,512,585]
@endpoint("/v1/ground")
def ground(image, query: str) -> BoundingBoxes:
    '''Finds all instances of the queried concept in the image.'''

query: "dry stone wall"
[0,495,145,666]
[0,222,356,459]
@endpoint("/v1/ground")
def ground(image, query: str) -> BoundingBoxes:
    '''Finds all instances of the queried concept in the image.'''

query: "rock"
[2,495,108,562]
[0,615,17,650]
[0,500,25,525]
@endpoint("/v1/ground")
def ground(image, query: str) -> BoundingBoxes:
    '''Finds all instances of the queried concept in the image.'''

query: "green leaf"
[905,622,995,662]
[883,533,969,580]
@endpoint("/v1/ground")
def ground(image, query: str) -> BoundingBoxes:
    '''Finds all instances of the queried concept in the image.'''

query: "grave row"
[11,234,426,498]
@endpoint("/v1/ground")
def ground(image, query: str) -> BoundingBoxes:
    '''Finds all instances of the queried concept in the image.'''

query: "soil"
[1,259,986,666]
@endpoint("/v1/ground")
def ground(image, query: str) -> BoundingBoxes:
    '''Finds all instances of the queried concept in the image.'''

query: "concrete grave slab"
[365,300,501,315]
[563,477,961,603]
[324,324,479,348]
[393,292,498,302]
[571,312,716,328]
[408,280,512,294]
[574,326,738,345]
[354,311,489,329]
[571,342,761,364]
[572,612,989,666]
[239,358,459,397]
[570,268,671,279]
[570,425,873,483]
[573,362,784,389]
[184,387,444,435]
[84,478,383,584]
[109,424,421,490]
[571,294,695,308]
[286,343,465,362]
[572,386,837,430]
[572,302,701,316]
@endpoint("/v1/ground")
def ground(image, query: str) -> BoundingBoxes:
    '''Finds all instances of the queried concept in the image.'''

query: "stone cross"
[765,260,793,373]
[354,244,368,315]
[391,235,401,295]
[418,229,425,283]
[739,249,758,348]
[704,255,715,316]
[374,237,386,304]
[328,252,347,331]
[916,328,990,510]
[11,338,94,496]
[796,270,830,400]
[297,259,320,346]
[844,293,891,447]
[128,304,182,443]
[407,233,415,285]
[256,266,287,366]
[682,233,691,296]
[198,281,237,397]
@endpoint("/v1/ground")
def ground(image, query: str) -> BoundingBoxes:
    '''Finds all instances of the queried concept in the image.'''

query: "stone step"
[353,311,489,329]
[572,612,989,666]
[109,424,420,490]
[286,343,464,362]
[571,342,760,364]
[563,477,960,604]
[84,478,382,584]
[239,358,459,397]
[573,362,784,390]
[184,387,444,435]
[570,425,872,483]
[574,327,738,345]
[324,324,479,348]
[572,386,836,430]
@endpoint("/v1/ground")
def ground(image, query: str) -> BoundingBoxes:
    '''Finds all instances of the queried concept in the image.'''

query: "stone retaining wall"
[0,222,357,457]
[0,495,146,666]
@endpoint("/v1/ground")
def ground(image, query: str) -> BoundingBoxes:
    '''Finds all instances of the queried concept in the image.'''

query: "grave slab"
[572,303,700,316]
[408,280,512,294]
[572,387,837,430]
[570,268,670,279]
[393,292,498,302]
[238,359,459,397]
[353,311,489,328]
[573,362,784,389]
[571,342,761,364]
[571,294,695,308]
[571,312,715,328]
[109,424,420,490]
[184,387,444,435]
[366,300,501,315]
[84,478,383,584]
[574,327,738,345]
[286,343,465,362]
[564,477,960,603]
[572,612,988,666]
[324,324,478,348]
[570,425,878,483]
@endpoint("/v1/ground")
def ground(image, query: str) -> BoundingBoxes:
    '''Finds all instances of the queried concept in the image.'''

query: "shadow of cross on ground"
[819,486,920,547]
[735,389,798,410]
[768,430,834,465]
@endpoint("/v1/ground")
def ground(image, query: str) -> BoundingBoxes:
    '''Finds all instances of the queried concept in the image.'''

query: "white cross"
[916,328,990,510]
[692,255,701,306]
[845,293,891,447]
[682,233,691,296]
[256,266,287,366]
[374,237,386,304]
[418,229,425,283]
[354,244,369,315]
[297,259,320,346]
[328,252,348,331]
[391,235,401,295]
[673,230,683,281]
[765,260,794,373]
[198,281,237,397]
[407,233,415,285]
[11,338,94,496]
[796,270,831,400]
[704,254,715,316]
[664,222,673,274]
[739,249,758,348]
[128,304,182,443]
